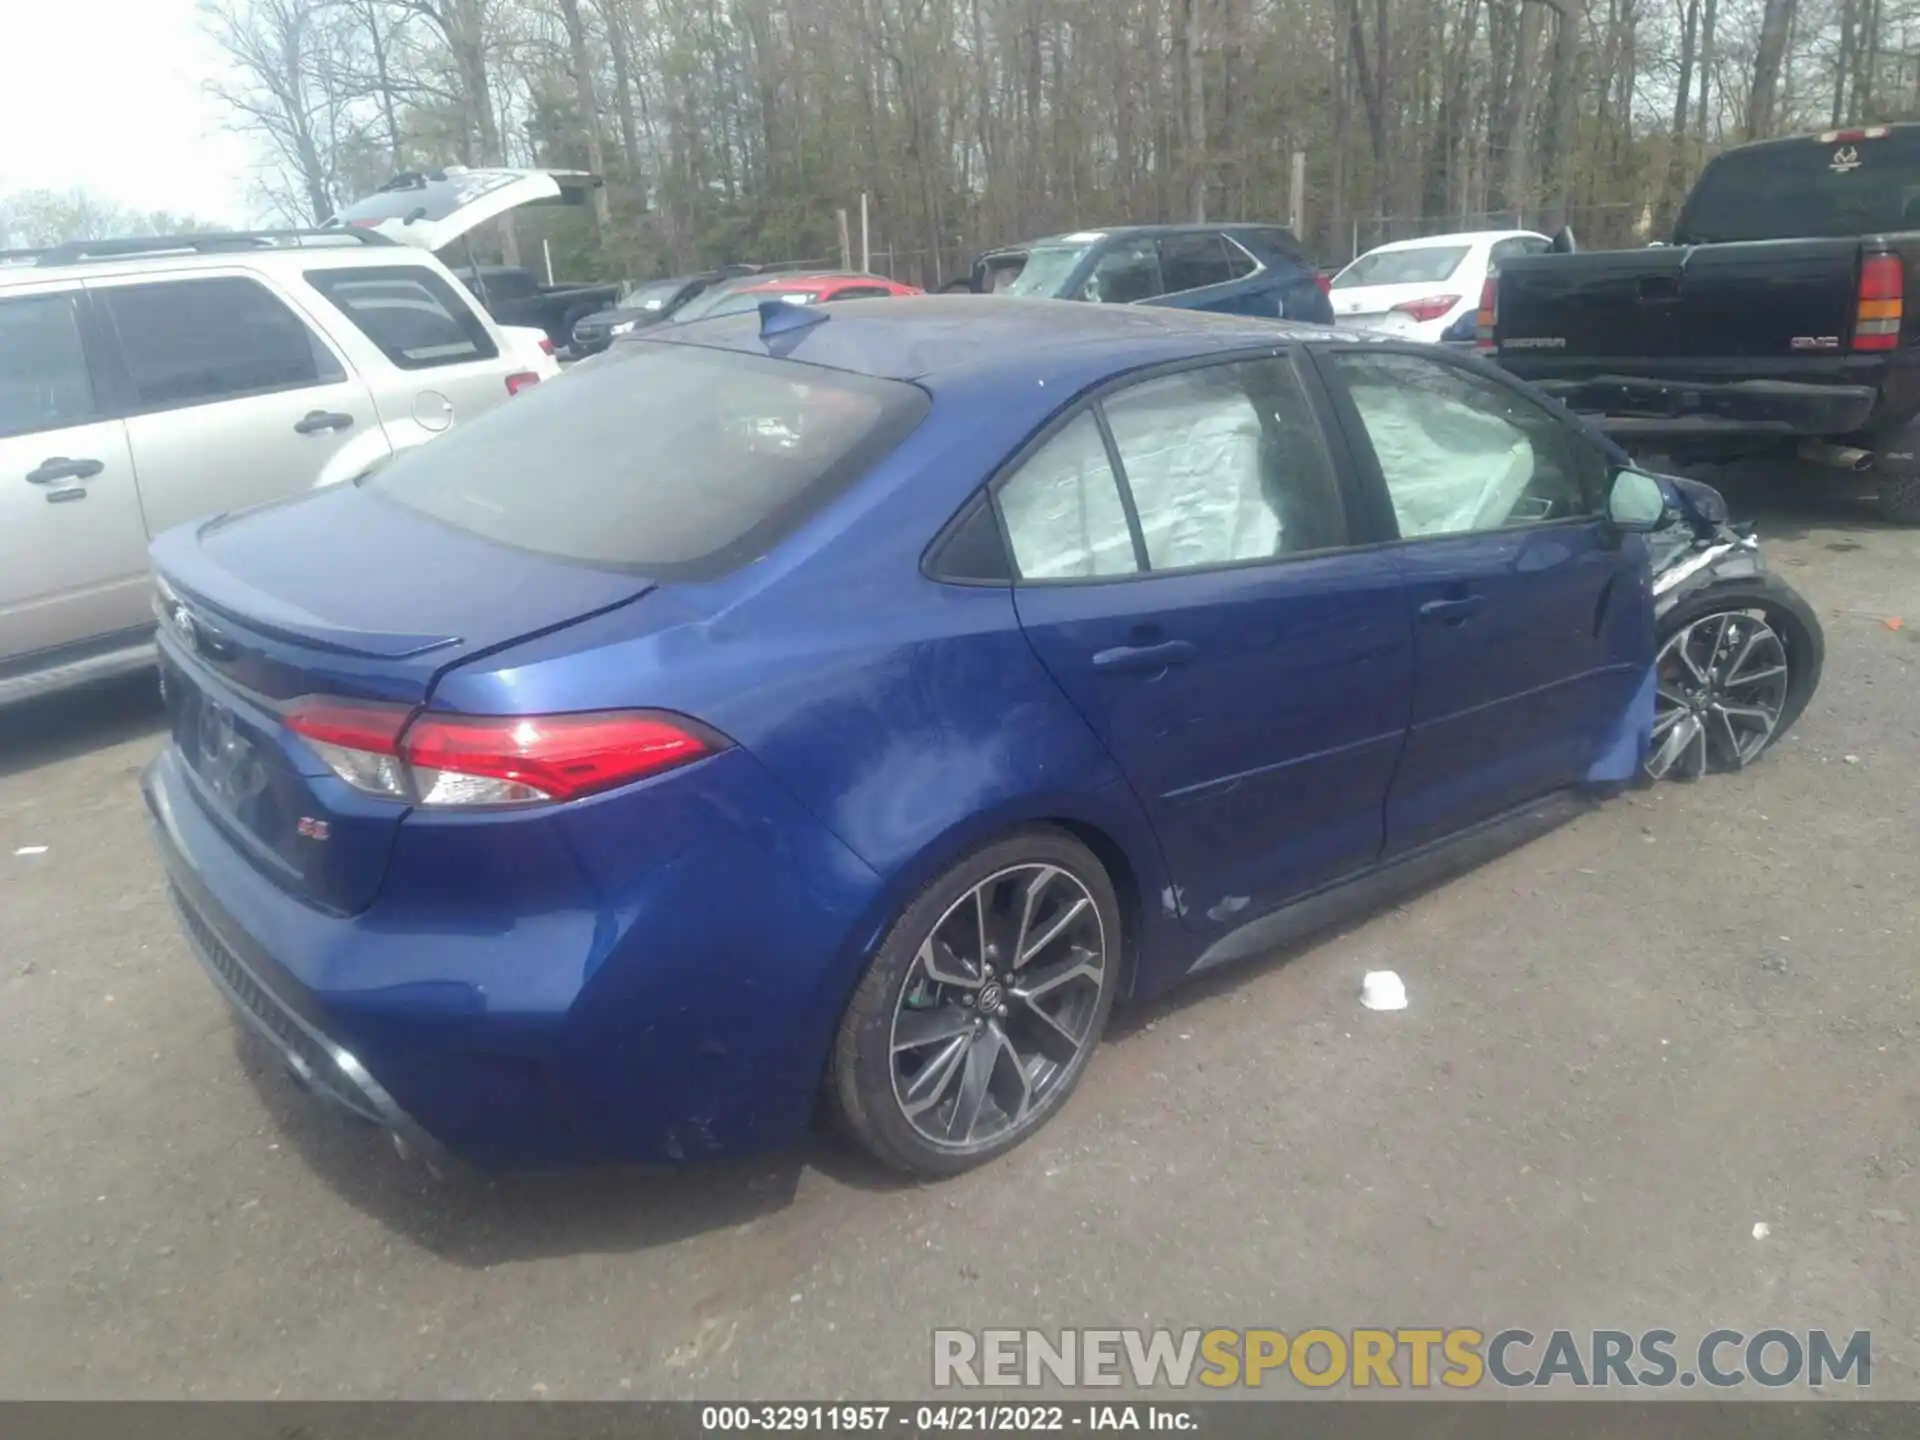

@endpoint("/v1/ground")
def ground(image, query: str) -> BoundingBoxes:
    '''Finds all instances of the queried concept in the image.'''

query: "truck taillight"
[1314,272,1333,296]
[284,700,725,807]
[506,371,542,395]
[1391,294,1461,324]
[1475,276,1498,351]
[1855,253,1903,352]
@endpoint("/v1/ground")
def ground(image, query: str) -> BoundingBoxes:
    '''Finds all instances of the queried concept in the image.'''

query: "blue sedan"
[145,297,1671,1178]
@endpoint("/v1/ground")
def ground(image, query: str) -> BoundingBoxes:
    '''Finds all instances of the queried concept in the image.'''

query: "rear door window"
[364,343,930,575]
[1101,357,1351,567]
[0,291,98,438]
[1157,233,1238,293]
[306,265,498,369]
[97,276,345,412]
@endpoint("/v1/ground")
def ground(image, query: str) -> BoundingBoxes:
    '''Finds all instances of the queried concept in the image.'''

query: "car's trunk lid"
[150,484,654,913]
[326,167,602,252]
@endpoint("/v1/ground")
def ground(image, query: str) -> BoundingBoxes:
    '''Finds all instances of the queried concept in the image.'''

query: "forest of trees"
[166,0,1920,281]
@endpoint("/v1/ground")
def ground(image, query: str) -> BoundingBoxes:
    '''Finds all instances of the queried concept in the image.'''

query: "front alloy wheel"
[831,830,1120,1177]
[1648,610,1791,780]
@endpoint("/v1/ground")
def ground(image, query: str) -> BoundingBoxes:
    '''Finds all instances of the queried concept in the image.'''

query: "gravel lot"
[2,472,1915,1400]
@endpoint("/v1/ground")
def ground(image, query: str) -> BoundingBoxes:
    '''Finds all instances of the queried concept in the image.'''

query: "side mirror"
[1606,468,1669,531]
[1550,226,1578,254]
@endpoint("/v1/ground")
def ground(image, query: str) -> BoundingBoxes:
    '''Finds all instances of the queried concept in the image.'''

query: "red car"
[673,272,921,323]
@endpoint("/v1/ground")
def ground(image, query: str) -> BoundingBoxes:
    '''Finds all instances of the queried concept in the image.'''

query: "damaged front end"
[1643,475,1825,780]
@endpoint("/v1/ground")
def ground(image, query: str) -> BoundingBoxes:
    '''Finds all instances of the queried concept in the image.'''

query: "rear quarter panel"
[427,389,1193,1001]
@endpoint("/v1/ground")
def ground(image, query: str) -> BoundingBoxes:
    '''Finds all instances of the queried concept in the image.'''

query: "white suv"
[0,230,559,707]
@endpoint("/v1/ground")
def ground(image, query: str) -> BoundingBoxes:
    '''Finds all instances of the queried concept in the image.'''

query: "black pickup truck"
[1488,123,1920,521]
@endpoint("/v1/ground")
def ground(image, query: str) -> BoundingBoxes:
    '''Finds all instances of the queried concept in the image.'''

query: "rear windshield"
[1333,245,1469,288]
[1677,135,1920,243]
[363,342,929,575]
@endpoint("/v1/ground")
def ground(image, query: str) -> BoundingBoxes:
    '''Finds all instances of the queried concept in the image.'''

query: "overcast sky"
[0,0,258,224]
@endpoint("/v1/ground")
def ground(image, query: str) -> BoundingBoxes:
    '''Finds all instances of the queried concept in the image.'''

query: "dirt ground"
[1,471,1915,1400]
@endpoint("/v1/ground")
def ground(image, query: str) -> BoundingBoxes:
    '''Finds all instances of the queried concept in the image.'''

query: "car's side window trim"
[1305,340,1611,545]
[1221,233,1267,282]
[1088,402,1152,571]
[1152,231,1250,299]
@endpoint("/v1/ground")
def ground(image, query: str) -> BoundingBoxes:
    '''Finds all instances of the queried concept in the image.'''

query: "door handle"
[293,410,354,435]
[1092,639,1198,673]
[26,456,103,484]
[1418,594,1488,625]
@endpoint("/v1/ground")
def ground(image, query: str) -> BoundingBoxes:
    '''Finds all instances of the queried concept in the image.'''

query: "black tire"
[1649,576,1824,779]
[1876,468,1920,525]
[829,827,1122,1178]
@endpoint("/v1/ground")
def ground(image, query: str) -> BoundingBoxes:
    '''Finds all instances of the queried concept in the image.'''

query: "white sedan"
[1329,230,1550,343]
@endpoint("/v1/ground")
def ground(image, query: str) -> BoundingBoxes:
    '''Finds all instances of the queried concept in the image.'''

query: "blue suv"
[1000,224,1334,324]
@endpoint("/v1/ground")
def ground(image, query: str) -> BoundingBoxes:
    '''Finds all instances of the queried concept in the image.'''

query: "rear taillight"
[1475,276,1498,352]
[538,336,555,356]
[1854,253,1903,352]
[1390,294,1461,324]
[1314,272,1333,296]
[284,699,723,807]
[506,371,541,396]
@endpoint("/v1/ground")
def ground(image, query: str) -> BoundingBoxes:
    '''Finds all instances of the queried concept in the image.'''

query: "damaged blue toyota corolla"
[142,297,1820,1178]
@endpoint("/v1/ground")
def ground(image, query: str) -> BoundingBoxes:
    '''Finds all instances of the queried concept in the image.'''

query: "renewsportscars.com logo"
[932,1328,1872,1391]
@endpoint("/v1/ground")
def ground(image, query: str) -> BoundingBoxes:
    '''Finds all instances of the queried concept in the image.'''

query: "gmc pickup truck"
[1487,123,1920,522]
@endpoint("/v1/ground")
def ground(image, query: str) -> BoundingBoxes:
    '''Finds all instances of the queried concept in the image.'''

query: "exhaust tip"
[1797,439,1873,472]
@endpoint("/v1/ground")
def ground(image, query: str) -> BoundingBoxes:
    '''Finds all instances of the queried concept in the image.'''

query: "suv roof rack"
[28,229,396,267]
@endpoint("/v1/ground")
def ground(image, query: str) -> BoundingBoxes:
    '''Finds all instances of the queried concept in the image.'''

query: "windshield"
[618,278,689,312]
[681,288,817,322]
[1677,135,1920,243]
[1333,245,1470,288]
[1004,245,1093,298]
[364,344,929,575]
[672,280,785,322]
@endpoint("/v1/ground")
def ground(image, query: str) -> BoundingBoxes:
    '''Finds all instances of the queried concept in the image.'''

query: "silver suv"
[0,230,558,707]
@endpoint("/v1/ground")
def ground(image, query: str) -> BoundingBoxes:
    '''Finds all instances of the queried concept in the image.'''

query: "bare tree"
[202,0,361,223]
[1746,0,1799,138]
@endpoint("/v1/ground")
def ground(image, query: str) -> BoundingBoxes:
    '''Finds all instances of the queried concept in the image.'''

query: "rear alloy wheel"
[1647,610,1791,780]
[830,830,1120,1177]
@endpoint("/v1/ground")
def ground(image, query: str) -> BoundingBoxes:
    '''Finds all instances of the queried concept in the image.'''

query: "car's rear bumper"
[1500,360,1883,441]
[143,738,886,1170]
